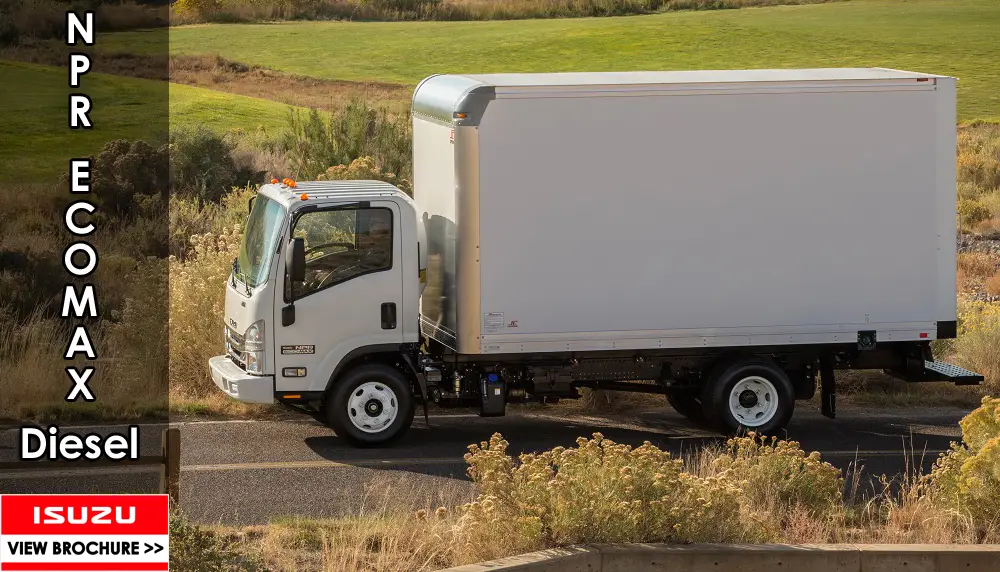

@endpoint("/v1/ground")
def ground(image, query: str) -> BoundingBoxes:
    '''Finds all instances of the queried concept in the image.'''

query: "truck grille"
[225,324,246,369]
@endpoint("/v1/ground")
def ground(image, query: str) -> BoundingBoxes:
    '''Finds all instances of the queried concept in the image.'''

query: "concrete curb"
[438,544,1000,572]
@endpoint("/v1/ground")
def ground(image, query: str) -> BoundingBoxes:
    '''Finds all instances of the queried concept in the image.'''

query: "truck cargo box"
[412,69,957,356]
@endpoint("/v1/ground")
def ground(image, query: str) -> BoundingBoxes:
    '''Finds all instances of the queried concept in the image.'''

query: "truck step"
[885,361,984,386]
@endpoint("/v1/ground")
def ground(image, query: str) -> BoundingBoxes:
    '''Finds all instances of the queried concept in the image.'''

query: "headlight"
[243,320,265,375]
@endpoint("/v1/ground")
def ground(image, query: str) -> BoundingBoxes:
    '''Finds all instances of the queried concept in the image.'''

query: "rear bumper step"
[885,360,984,386]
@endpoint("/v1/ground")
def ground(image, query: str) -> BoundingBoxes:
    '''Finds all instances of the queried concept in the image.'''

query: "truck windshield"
[237,195,285,289]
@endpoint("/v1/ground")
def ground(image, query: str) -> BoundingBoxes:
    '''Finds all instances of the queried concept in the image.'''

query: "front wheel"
[701,358,794,435]
[326,364,415,446]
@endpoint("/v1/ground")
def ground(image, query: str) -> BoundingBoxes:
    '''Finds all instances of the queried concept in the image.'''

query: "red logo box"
[0,495,169,572]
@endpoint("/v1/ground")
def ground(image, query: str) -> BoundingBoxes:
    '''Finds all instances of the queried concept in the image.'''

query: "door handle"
[381,302,397,330]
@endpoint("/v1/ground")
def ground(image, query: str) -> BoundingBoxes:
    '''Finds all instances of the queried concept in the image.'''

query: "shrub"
[169,513,266,572]
[103,256,169,404]
[954,298,1000,392]
[711,434,843,518]
[169,219,246,398]
[170,127,264,202]
[173,0,224,17]
[958,252,999,279]
[926,397,1000,537]
[0,249,64,319]
[316,156,411,194]
[957,125,1000,191]
[987,271,1000,297]
[959,199,992,229]
[90,139,170,221]
[283,101,411,183]
[460,432,750,551]
[0,13,19,46]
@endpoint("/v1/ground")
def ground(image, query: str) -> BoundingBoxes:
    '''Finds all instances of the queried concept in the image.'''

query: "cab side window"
[287,207,393,300]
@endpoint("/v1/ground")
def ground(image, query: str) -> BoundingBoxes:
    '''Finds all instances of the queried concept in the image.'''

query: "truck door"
[274,201,404,392]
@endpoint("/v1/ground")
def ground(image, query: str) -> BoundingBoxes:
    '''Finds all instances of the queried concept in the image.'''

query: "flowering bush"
[316,156,411,195]
[926,397,1000,536]
[459,432,749,553]
[953,297,1000,392]
[957,125,1000,192]
[168,228,242,398]
[711,434,843,518]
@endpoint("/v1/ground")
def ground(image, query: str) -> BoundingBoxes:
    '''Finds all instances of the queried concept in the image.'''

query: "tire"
[326,364,415,446]
[665,387,707,425]
[701,358,794,435]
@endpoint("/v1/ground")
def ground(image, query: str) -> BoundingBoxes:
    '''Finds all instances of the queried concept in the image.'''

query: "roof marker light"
[271,178,279,184]
[300,193,309,201]
[454,112,467,119]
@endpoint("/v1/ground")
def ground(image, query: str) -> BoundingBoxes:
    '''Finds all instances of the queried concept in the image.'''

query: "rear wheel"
[701,358,794,435]
[665,387,707,424]
[327,364,414,446]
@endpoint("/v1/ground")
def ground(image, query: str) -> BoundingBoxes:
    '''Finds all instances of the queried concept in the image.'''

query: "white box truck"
[210,68,982,445]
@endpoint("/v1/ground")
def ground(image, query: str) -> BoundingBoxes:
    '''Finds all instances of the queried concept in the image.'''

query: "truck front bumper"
[209,355,275,404]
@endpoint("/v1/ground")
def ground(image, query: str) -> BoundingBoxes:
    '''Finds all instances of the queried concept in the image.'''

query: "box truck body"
[413,69,959,355]
[210,69,981,446]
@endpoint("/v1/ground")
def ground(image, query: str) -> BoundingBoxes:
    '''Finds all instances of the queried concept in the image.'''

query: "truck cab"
[209,180,426,444]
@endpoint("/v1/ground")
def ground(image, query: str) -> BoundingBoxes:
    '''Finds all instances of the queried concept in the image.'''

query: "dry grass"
[168,224,242,401]
[8,0,166,41]
[184,408,998,571]
[952,298,1000,393]
[0,41,170,81]
[170,55,411,115]
[0,179,169,423]
[165,186,288,416]
[836,370,985,409]
[986,270,1000,297]
[169,0,837,24]
[204,475,475,570]
[957,124,1000,193]
[958,252,999,280]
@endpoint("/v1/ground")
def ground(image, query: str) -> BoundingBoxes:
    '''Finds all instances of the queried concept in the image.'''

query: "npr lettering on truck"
[209,68,983,445]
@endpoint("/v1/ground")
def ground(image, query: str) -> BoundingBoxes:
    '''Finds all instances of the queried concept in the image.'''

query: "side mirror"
[286,237,305,283]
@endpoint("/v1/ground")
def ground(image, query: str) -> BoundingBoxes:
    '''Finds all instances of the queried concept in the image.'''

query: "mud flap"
[415,372,431,428]
[820,356,836,419]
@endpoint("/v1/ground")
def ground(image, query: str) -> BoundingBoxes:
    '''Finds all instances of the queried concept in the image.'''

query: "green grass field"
[0,61,295,182]
[170,82,295,135]
[0,61,167,183]
[112,0,1000,120]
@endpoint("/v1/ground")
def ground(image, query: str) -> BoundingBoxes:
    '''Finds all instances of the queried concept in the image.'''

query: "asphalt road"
[0,405,968,525]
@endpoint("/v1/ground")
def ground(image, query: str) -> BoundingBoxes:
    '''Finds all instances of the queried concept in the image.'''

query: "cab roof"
[260,180,412,209]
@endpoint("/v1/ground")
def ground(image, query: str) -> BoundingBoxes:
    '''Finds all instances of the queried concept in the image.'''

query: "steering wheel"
[304,241,354,257]
[316,260,362,290]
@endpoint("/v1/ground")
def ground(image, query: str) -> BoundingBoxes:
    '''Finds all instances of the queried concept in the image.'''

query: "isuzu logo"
[33,506,136,525]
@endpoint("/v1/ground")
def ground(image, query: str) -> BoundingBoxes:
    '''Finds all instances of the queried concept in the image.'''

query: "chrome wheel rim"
[347,381,398,434]
[728,375,778,427]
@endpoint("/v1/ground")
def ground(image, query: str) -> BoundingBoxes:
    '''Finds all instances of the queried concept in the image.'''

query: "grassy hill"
[118,0,1000,120]
[0,61,295,182]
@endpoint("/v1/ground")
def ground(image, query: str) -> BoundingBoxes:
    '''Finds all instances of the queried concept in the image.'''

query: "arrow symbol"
[144,542,164,554]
